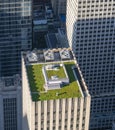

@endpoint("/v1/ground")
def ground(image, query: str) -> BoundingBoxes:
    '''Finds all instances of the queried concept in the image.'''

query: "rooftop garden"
[27,62,81,101]
[46,65,66,79]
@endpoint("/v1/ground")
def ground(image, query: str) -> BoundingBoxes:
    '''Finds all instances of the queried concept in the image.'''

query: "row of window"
[78,13,114,17]
[90,118,113,128]
[78,3,115,8]
[3,98,17,130]
[0,0,30,3]
[78,0,113,3]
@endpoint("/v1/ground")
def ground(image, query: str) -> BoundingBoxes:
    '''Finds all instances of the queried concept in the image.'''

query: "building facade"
[112,122,115,130]
[51,0,67,16]
[0,0,32,76]
[22,49,91,130]
[66,0,115,129]
[0,75,22,130]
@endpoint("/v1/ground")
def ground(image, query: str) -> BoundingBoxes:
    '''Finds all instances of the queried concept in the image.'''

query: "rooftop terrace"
[27,61,81,101]
[45,64,66,79]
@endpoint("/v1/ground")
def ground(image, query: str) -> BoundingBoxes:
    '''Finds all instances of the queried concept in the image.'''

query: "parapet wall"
[22,57,35,130]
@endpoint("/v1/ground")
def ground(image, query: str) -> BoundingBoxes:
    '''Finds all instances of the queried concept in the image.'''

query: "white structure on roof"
[45,64,62,70]
[25,48,73,63]
[44,50,54,61]
[60,49,70,60]
[42,64,69,90]
[27,52,38,62]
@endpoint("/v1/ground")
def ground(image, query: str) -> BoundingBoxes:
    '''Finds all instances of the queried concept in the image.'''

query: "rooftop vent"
[27,52,38,62]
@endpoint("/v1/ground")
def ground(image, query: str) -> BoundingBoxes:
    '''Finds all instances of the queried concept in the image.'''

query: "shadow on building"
[68,17,115,130]
[23,115,29,130]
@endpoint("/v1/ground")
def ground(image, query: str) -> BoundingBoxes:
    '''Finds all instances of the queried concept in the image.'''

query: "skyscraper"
[0,75,22,130]
[66,0,115,129]
[0,0,32,76]
[51,0,67,16]
[22,48,91,130]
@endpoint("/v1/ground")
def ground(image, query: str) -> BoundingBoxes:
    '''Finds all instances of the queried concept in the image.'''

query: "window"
[3,98,17,130]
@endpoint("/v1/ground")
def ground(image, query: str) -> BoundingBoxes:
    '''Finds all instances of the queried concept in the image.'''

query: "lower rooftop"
[27,61,81,101]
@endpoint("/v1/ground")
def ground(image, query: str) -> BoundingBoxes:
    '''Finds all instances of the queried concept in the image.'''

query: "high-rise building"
[22,48,91,130]
[0,75,22,130]
[51,0,67,16]
[0,0,32,76]
[112,122,115,130]
[66,0,115,129]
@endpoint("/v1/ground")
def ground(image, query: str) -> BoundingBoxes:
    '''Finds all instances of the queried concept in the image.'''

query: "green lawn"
[27,62,81,101]
[27,64,45,92]
[46,66,66,79]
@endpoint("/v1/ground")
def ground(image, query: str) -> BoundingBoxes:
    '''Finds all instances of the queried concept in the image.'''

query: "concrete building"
[0,75,22,130]
[22,48,91,130]
[51,0,67,16]
[0,0,32,76]
[66,0,115,129]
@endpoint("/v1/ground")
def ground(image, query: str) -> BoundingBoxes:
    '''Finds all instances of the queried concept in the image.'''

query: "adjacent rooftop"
[0,74,21,91]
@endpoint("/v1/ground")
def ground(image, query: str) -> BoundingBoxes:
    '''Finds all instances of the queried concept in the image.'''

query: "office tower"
[33,0,50,4]
[0,0,32,76]
[0,75,22,130]
[22,48,91,130]
[51,0,67,16]
[66,0,115,129]
[112,122,115,130]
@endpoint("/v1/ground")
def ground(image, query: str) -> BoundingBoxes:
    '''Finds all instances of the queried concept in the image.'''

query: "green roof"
[27,62,81,101]
[46,65,66,79]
